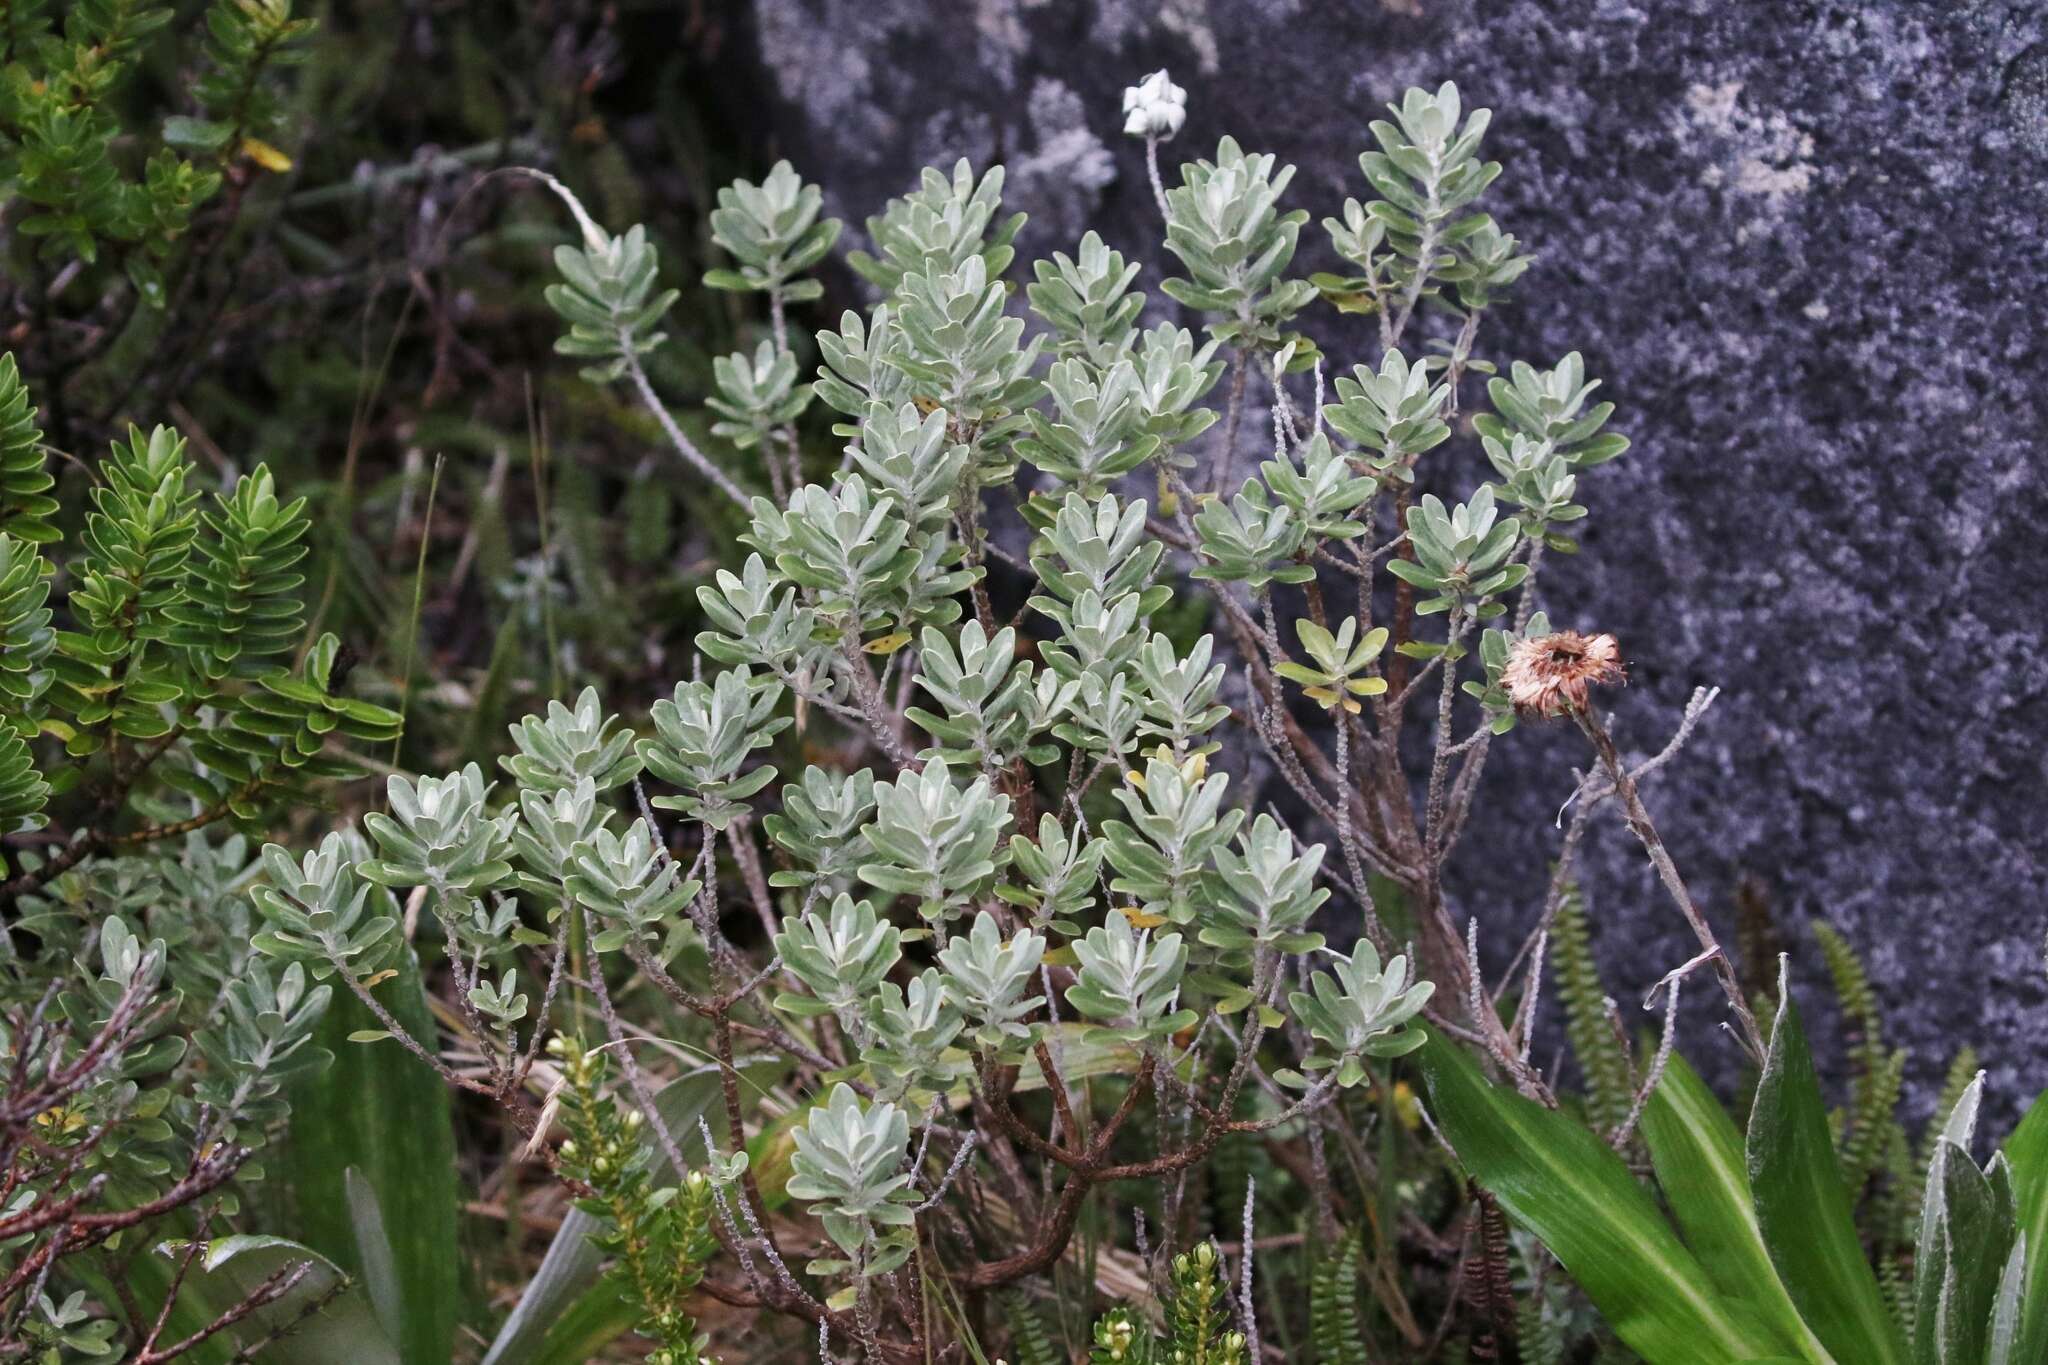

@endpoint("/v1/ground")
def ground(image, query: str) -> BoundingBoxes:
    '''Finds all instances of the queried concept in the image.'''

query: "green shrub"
[4,55,2021,1365]
[0,356,402,1357]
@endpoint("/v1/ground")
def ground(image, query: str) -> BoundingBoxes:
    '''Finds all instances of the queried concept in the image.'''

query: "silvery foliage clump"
[239,73,1648,1349]
[775,894,900,1029]
[1287,943,1435,1088]
[787,1083,919,1284]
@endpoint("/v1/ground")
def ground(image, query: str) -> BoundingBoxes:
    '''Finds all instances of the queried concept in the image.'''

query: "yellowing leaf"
[863,631,912,654]
[1391,1079,1421,1130]
[34,1104,86,1134]
[241,137,294,173]
[1118,906,1170,929]
[360,969,399,990]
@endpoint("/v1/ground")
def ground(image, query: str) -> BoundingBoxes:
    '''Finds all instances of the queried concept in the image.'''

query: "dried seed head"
[1501,630,1624,717]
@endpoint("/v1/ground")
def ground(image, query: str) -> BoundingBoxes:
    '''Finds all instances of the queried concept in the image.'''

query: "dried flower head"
[1501,630,1623,717]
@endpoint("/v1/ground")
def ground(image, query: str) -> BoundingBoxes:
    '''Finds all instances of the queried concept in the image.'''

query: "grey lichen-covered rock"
[743,0,2048,1111]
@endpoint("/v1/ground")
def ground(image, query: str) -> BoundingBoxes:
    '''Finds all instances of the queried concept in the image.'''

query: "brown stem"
[1573,705,1766,1060]
[840,638,919,770]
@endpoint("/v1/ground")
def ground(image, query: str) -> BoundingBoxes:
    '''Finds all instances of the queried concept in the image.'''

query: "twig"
[619,348,752,512]
[1572,703,1765,1062]
[1610,968,1684,1149]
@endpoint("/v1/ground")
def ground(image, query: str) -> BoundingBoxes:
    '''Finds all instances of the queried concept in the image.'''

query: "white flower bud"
[1121,69,1186,140]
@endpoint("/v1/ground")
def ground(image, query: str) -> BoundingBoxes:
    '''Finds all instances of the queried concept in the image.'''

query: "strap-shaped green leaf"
[278,948,459,1365]
[1419,1035,1784,1361]
[161,1236,399,1365]
[1986,1232,2026,1365]
[2001,1089,2048,1364]
[1641,1053,1835,1363]
[1747,970,1906,1365]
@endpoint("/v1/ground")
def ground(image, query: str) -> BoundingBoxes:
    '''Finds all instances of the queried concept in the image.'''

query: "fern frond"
[1813,920,1903,1196]
[1552,883,1631,1135]
[1813,919,1879,1040]
[1517,1292,1568,1365]
[1307,1231,1370,1365]
[1915,1046,1981,1194]
[1002,1291,1064,1365]
[1846,1047,1906,1200]
[1875,1120,1916,1337]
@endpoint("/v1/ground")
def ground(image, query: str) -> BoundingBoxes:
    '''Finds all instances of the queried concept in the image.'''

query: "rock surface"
[739,0,2048,1115]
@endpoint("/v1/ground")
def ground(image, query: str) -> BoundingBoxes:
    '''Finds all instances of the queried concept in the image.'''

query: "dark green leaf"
[276,949,460,1365]
[1747,971,1906,1365]
[2002,1089,2048,1364]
